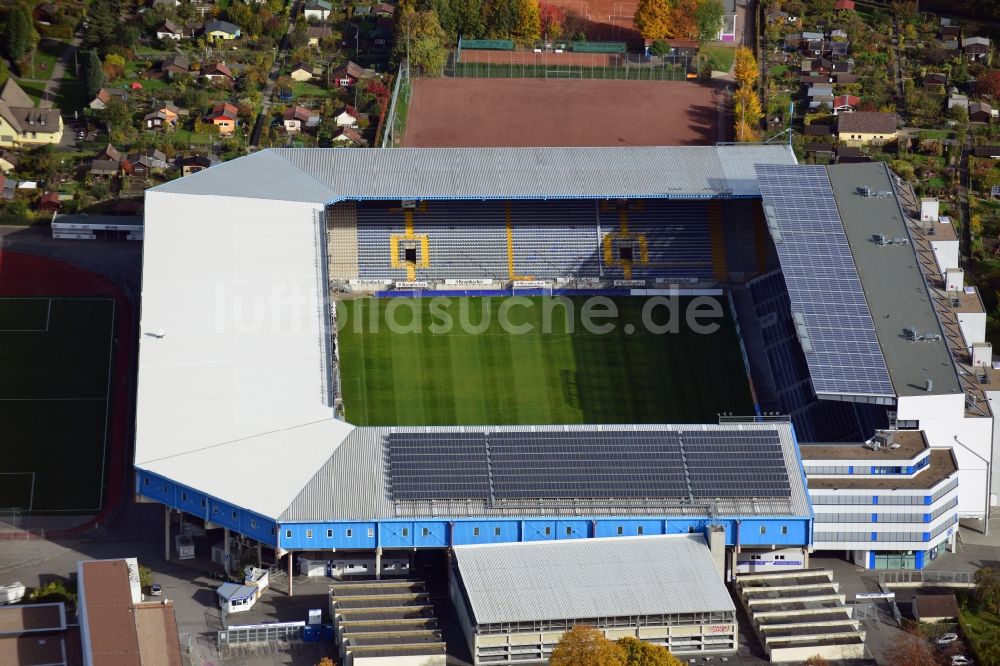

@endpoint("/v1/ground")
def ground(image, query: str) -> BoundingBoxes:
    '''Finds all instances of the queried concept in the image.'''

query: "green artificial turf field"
[0,298,116,514]
[337,295,754,426]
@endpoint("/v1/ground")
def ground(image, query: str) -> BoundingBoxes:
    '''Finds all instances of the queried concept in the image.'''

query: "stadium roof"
[452,534,735,625]
[826,163,961,398]
[756,164,895,403]
[149,145,797,202]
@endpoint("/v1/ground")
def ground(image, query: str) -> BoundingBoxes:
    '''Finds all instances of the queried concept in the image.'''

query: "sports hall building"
[135,147,998,633]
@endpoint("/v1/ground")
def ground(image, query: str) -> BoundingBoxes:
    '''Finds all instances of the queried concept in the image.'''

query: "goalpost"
[0,472,36,529]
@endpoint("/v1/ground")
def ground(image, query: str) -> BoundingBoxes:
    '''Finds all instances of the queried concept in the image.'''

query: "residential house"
[149,0,179,6]
[924,72,947,93]
[331,61,375,88]
[303,0,333,20]
[290,63,314,82]
[830,29,847,40]
[836,146,871,163]
[827,41,849,57]
[973,145,1000,158]
[805,39,823,57]
[88,87,130,110]
[837,111,899,145]
[282,105,317,133]
[369,25,391,50]
[161,54,190,77]
[90,144,123,177]
[913,595,959,624]
[834,0,855,10]
[126,148,169,178]
[0,79,63,148]
[332,126,367,146]
[206,102,239,135]
[333,106,363,127]
[38,191,61,213]
[962,36,990,62]
[832,94,860,114]
[154,19,184,40]
[810,95,834,110]
[666,39,699,59]
[833,72,859,84]
[374,3,394,16]
[204,19,241,40]
[143,101,181,131]
[0,149,18,173]
[179,154,219,175]
[941,25,961,40]
[202,62,235,83]
[805,142,835,158]
[942,39,960,52]
[33,2,57,22]
[970,101,995,123]
[353,4,372,17]
[306,25,331,47]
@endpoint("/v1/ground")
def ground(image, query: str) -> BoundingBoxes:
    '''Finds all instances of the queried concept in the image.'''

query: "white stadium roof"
[452,534,736,625]
[149,145,797,202]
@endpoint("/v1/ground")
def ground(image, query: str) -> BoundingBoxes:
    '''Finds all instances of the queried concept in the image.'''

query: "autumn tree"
[550,625,626,666]
[670,0,699,40]
[539,2,566,40]
[733,84,762,141]
[633,0,672,41]
[617,636,684,666]
[315,658,334,666]
[2,2,32,65]
[396,10,449,76]
[804,657,830,666]
[733,46,758,87]
[978,70,1000,98]
[973,567,1000,614]
[512,0,542,44]
[884,633,939,666]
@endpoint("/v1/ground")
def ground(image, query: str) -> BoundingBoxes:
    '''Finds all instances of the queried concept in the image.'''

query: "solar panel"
[387,433,491,500]
[681,431,790,499]
[755,164,894,400]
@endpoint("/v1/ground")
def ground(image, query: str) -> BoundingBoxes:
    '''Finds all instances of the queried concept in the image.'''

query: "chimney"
[705,524,727,582]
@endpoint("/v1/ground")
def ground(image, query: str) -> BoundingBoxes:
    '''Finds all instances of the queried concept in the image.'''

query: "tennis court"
[0,297,116,514]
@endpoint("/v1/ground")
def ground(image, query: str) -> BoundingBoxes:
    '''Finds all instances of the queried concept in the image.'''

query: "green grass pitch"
[0,298,116,514]
[337,296,754,426]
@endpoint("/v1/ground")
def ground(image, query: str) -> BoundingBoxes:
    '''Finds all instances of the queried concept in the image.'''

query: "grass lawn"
[24,39,69,80]
[960,603,1000,665]
[919,129,956,140]
[172,128,218,145]
[292,80,330,99]
[389,76,411,146]
[703,45,736,73]
[337,296,754,426]
[111,77,172,94]
[0,298,116,513]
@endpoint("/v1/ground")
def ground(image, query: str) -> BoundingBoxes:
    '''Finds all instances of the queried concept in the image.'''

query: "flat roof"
[452,534,735,626]
[0,604,65,636]
[149,145,798,202]
[807,449,956,490]
[0,635,67,666]
[827,163,962,398]
[799,430,928,460]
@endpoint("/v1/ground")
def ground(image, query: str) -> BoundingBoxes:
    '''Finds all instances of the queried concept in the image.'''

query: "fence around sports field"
[446,49,693,81]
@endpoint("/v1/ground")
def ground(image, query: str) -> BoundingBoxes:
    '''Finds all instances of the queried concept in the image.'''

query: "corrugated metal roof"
[452,534,735,625]
[137,419,355,519]
[280,422,811,522]
[150,146,796,202]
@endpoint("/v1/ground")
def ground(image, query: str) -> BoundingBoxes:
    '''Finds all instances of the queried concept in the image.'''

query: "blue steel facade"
[136,469,813,552]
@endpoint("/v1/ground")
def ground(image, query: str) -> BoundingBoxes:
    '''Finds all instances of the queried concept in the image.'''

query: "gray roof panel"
[453,534,736,625]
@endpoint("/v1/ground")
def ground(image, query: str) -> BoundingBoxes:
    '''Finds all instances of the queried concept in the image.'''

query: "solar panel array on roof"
[754,164,894,400]
[387,433,490,500]
[386,430,790,503]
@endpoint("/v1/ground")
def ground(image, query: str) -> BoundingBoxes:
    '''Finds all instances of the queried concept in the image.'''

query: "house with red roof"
[206,102,239,135]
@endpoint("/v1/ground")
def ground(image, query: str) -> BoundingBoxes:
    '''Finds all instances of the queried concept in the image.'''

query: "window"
[759,526,767,535]
[181,491,187,502]
[473,527,480,536]
[566,526,573,535]
[637,526,644,535]
[143,478,149,487]
[231,511,237,521]
[781,526,788,535]
[250,519,257,529]
[494,527,501,536]
[212,506,219,515]
[422,528,429,537]
[271,527,276,536]
[688,526,697,533]
[544,526,551,536]
[201,499,206,508]
[775,555,786,560]
[285,530,292,539]
[306,529,313,539]
[345,529,353,538]
[401,528,409,537]
[616,526,624,535]
[367,528,374,538]
[327,529,334,538]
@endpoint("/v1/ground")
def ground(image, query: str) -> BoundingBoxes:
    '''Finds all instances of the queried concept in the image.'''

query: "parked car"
[936,633,959,646]
[150,583,162,596]
[951,656,974,666]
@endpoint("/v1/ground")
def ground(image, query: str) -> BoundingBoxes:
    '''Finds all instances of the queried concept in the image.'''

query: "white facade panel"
[137,192,334,464]
[930,239,959,273]
[958,311,987,348]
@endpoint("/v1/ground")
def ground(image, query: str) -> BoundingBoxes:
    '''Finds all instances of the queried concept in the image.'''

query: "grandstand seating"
[354,199,725,281]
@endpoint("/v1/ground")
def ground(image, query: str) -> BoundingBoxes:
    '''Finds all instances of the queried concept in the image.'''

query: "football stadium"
[136,147,1000,662]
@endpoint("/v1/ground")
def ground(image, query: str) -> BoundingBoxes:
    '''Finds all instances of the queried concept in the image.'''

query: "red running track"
[0,250,134,539]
